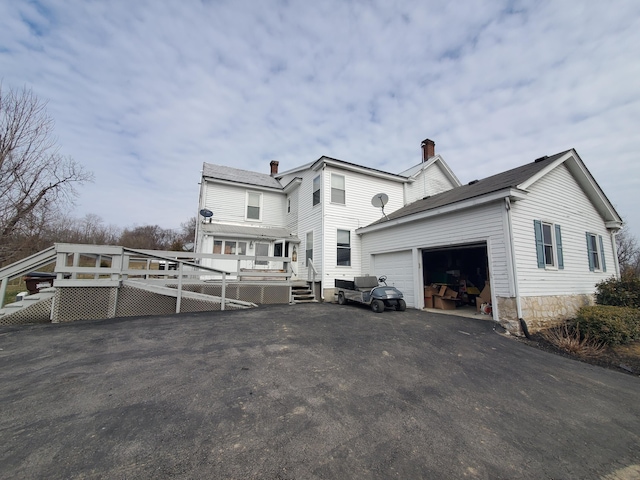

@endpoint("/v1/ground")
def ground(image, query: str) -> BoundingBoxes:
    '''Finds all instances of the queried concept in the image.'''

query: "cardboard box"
[437,285,458,299]
[479,281,491,303]
[434,296,457,310]
[424,295,434,308]
[424,285,440,297]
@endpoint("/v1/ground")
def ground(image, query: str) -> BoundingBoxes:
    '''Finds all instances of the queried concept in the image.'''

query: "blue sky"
[1,0,639,239]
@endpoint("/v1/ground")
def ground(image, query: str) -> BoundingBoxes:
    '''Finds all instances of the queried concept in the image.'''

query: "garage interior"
[422,243,490,315]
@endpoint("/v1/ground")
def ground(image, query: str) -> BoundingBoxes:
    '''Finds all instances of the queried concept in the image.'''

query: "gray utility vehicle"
[335,275,406,313]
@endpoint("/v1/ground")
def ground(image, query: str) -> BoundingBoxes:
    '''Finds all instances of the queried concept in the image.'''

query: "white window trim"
[587,232,604,272]
[213,239,248,255]
[330,173,346,205]
[312,175,321,207]
[336,228,351,267]
[541,221,557,270]
[245,191,263,222]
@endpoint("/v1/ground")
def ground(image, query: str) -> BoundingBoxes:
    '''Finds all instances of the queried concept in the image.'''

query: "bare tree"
[119,225,176,250]
[617,228,640,278]
[0,84,93,266]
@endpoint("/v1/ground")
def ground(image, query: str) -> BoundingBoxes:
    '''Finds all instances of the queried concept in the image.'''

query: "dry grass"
[540,324,606,358]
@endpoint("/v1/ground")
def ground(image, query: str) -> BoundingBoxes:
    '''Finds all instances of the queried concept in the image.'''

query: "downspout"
[194,172,205,253]
[505,197,524,326]
[611,230,621,279]
[320,166,326,301]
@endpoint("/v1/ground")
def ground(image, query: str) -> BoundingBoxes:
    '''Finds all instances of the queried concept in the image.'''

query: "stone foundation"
[496,294,595,335]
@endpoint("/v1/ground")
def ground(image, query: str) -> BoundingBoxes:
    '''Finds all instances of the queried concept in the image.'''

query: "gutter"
[357,188,528,235]
[611,230,621,279]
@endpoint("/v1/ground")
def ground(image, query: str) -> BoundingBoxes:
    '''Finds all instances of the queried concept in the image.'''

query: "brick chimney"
[270,160,279,176]
[421,139,435,162]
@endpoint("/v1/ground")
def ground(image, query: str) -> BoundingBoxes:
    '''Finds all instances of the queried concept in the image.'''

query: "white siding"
[404,163,457,205]
[203,181,285,227]
[294,169,323,279]
[323,165,406,287]
[511,163,617,296]
[361,202,510,307]
[286,188,299,232]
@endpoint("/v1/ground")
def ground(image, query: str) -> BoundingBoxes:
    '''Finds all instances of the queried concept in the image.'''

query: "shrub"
[540,323,605,358]
[595,276,640,308]
[574,305,640,346]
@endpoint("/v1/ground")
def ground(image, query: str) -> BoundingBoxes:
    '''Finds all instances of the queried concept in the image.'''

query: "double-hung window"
[331,174,345,204]
[337,229,351,266]
[312,176,321,206]
[586,233,607,272]
[246,192,262,220]
[534,220,564,269]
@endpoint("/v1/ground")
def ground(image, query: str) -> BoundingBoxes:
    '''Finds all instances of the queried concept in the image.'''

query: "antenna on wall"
[371,193,389,220]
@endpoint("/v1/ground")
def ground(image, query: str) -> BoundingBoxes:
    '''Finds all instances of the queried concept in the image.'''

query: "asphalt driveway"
[1,303,639,479]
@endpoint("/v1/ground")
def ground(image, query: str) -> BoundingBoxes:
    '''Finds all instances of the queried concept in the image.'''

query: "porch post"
[0,277,7,309]
[176,262,183,313]
[221,272,226,311]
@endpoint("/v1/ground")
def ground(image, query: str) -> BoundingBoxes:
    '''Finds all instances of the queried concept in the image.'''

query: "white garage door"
[372,251,415,308]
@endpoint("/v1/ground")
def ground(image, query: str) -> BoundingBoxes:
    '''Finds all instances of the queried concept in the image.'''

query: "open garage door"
[372,251,415,307]
[422,243,489,309]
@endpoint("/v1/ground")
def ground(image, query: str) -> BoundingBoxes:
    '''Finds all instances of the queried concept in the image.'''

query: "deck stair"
[291,281,317,303]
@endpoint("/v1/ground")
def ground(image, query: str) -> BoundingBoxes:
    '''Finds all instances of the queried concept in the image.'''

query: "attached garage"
[371,251,415,307]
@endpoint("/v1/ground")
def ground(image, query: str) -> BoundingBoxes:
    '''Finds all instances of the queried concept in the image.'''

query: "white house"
[195,139,458,290]
[195,140,622,333]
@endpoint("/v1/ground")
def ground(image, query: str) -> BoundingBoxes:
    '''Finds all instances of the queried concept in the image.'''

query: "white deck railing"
[1,243,294,311]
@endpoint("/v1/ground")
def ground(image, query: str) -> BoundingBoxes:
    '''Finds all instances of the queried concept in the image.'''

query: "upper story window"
[331,174,345,204]
[287,198,291,213]
[312,175,321,206]
[337,229,351,266]
[586,233,607,272]
[246,192,262,220]
[534,220,564,269]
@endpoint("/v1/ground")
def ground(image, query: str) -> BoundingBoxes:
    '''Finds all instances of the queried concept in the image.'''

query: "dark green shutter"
[555,224,564,269]
[599,235,607,272]
[534,220,544,268]
[586,233,595,271]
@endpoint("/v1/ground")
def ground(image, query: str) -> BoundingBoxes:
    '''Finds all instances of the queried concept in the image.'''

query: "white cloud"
[1,0,639,238]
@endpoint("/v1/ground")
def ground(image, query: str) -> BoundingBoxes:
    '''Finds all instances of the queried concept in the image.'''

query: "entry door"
[255,243,269,268]
[372,251,414,307]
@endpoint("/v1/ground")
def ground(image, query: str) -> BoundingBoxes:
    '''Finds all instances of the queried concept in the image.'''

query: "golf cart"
[335,275,406,313]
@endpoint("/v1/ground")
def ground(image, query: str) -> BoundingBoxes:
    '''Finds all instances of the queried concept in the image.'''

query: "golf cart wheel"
[371,299,385,313]
[338,292,346,305]
[396,299,406,311]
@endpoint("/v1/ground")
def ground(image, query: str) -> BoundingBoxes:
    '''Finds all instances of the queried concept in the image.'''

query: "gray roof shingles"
[203,163,283,189]
[374,150,571,225]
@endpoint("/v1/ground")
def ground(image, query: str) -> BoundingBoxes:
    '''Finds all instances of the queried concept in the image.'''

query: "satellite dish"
[371,193,389,220]
[199,209,213,218]
[371,193,388,208]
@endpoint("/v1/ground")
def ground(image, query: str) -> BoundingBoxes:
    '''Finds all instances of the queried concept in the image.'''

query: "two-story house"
[195,139,458,296]
[195,139,622,334]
